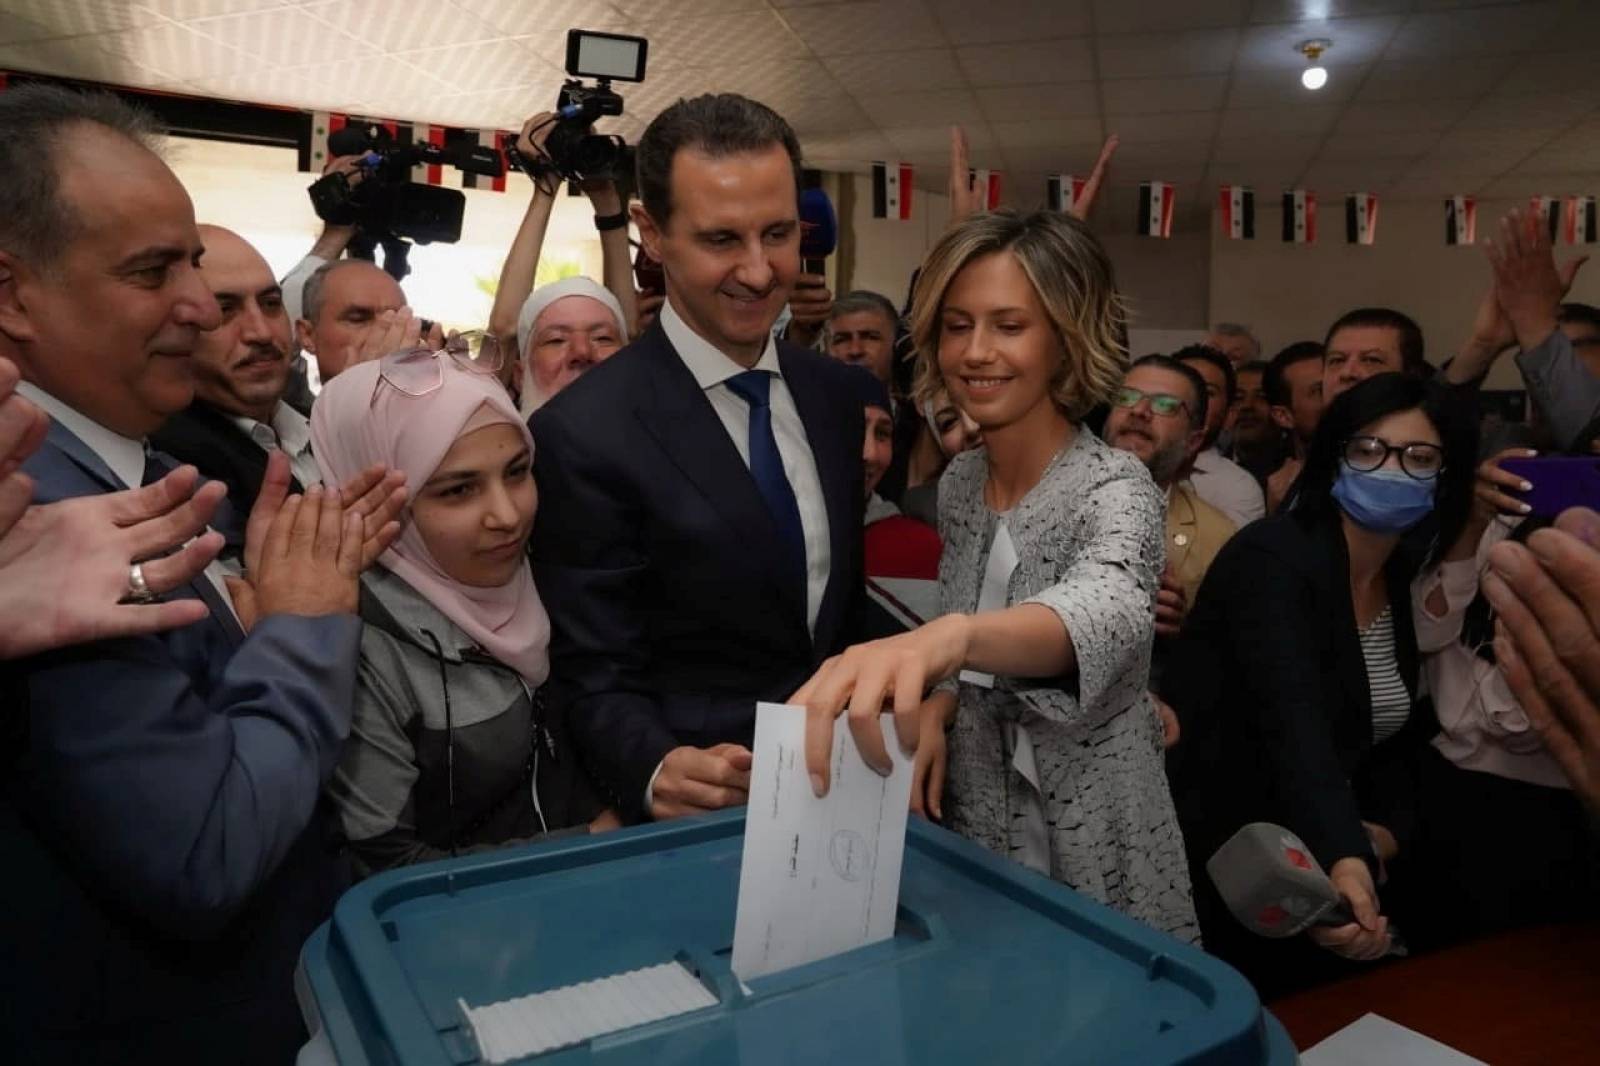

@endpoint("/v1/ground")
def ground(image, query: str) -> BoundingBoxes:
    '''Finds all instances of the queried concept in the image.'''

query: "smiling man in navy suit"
[530,94,867,823]
[0,84,396,1064]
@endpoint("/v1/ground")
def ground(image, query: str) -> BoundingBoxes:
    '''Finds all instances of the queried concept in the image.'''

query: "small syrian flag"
[968,169,1002,211]
[463,130,508,192]
[1047,174,1089,214]
[871,161,913,220]
[1219,185,1254,239]
[1283,189,1316,243]
[1138,181,1175,238]
[1345,193,1378,245]
[1530,196,1560,241]
[299,110,347,172]
[407,124,446,185]
[1446,196,1476,245]
[1564,196,1597,244]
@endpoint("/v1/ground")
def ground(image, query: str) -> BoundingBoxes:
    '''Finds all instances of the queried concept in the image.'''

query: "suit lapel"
[781,347,859,657]
[44,420,124,490]
[632,329,809,630]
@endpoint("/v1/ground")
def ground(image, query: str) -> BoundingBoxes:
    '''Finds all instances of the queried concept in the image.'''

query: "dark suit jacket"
[151,401,306,555]
[530,324,866,818]
[1,421,359,1065]
[1164,511,1432,872]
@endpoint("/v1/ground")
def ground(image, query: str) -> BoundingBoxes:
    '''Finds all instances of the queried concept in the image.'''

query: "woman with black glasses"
[1163,373,1476,997]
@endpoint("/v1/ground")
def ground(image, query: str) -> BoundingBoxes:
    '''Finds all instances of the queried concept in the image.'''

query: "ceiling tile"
[299,0,499,54]
[394,38,553,93]
[1226,64,1363,107]
[1,0,165,37]
[1494,53,1600,104]
[1204,160,1312,188]
[189,6,376,68]
[976,84,1099,122]
[1211,133,1323,160]
[0,38,166,83]
[989,117,1106,149]
[1235,16,1401,70]
[823,49,964,96]
[451,0,637,42]
[1316,131,1433,161]
[928,0,1090,44]
[720,58,845,98]
[1428,127,1566,160]
[308,55,458,115]
[860,88,983,125]
[1247,0,1412,21]
[1096,29,1240,80]
[634,9,802,71]
[1456,92,1598,131]
[886,124,995,154]
[1094,0,1247,36]
[0,10,65,44]
[1387,3,1566,58]
[782,1,947,55]
[142,0,291,16]
[1299,159,1409,191]
[1104,74,1228,115]
[613,0,768,15]
[101,20,252,81]
[1517,142,1600,174]
[420,85,539,130]
[957,40,1095,87]
[1333,98,1474,135]
[780,93,875,135]
[1218,104,1340,137]
[798,129,896,166]
[1107,111,1220,142]
[1352,57,1516,104]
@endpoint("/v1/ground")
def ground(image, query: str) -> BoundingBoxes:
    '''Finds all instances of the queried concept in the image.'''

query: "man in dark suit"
[0,84,389,1064]
[531,94,867,822]
[152,225,320,557]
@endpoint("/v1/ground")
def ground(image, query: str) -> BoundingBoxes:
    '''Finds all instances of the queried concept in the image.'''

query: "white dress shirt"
[660,298,831,633]
[18,382,239,620]
[231,401,322,489]
[1189,446,1265,530]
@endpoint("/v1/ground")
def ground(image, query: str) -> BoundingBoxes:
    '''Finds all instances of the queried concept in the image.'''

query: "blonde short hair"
[909,210,1129,421]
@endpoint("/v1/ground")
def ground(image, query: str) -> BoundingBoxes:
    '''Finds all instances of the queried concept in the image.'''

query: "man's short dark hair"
[1129,353,1208,427]
[1558,302,1600,332]
[0,83,161,271]
[1263,340,1324,407]
[828,290,900,330]
[1323,307,1426,376]
[1173,343,1236,409]
[635,93,802,228]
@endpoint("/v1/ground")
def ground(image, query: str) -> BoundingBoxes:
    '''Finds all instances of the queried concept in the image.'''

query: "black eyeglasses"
[1111,385,1189,419]
[1342,435,1444,481]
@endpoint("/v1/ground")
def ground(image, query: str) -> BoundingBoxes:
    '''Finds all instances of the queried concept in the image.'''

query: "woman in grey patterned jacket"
[797,209,1198,943]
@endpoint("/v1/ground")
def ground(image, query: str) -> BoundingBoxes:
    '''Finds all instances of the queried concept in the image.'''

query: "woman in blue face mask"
[1162,373,1476,998]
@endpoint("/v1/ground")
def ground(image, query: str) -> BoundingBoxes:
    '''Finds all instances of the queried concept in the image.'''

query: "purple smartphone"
[1500,456,1600,518]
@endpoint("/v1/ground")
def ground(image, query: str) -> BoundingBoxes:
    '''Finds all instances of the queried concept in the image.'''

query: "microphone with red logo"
[1207,822,1407,955]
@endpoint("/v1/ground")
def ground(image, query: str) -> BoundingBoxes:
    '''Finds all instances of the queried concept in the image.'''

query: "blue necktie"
[724,370,807,588]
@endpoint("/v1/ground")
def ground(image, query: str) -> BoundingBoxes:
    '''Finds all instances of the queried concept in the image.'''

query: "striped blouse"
[1359,605,1411,744]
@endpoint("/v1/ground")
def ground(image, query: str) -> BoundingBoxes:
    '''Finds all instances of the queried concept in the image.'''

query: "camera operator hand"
[516,112,562,196]
[785,273,833,348]
[307,153,366,260]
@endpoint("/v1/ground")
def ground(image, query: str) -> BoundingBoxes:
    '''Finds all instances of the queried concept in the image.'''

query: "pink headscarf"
[311,358,550,687]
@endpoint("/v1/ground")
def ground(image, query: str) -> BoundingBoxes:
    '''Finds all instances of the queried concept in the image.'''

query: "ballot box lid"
[298,810,1296,1065]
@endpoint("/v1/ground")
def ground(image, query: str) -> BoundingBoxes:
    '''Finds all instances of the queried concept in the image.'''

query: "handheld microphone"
[798,186,837,277]
[1206,822,1354,938]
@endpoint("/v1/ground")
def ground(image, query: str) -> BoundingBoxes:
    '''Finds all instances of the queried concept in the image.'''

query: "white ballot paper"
[731,702,914,982]
[1301,1014,1488,1066]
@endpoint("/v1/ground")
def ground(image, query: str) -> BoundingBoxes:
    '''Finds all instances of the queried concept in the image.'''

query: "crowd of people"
[2,78,1599,1062]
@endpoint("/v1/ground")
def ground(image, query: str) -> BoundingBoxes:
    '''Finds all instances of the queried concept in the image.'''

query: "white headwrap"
[514,276,628,362]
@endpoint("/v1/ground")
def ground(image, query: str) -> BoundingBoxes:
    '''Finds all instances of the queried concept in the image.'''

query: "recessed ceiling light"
[1297,39,1330,91]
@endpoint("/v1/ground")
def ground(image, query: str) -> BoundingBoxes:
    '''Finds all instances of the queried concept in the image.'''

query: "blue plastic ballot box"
[296,810,1297,1065]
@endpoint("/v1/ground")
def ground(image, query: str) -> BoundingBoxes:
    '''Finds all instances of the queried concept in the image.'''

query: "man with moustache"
[1227,359,1285,483]
[530,94,867,823]
[153,225,320,557]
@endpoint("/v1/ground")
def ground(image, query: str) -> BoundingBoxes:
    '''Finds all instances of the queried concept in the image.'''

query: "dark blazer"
[1,420,359,1065]
[1164,511,1432,872]
[530,323,866,818]
[151,400,306,555]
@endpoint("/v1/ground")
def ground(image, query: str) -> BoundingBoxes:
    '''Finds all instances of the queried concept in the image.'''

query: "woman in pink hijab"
[313,346,612,879]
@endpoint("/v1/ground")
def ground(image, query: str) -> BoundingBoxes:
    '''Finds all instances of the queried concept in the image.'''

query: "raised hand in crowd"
[1489,207,1589,353]
[946,125,1119,227]
[1068,133,1119,222]
[0,464,228,659]
[1487,506,1600,819]
[226,451,404,629]
[784,272,834,347]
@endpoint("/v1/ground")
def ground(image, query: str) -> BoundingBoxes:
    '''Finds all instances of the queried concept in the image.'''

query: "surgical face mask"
[1330,460,1437,534]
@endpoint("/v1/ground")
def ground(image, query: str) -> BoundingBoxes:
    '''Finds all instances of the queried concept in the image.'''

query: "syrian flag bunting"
[1138,181,1175,238]
[1446,196,1476,245]
[1283,189,1316,243]
[1564,196,1597,244]
[1345,193,1378,245]
[463,129,508,192]
[299,110,347,172]
[1219,185,1254,239]
[968,169,1002,211]
[1531,196,1560,241]
[1047,174,1089,214]
[871,161,914,220]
